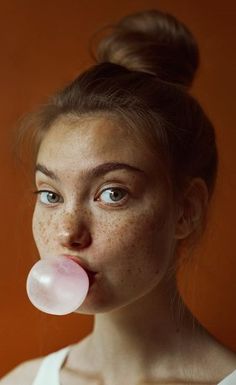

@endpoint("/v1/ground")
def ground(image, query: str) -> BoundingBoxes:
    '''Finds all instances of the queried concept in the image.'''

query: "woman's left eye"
[97,188,128,205]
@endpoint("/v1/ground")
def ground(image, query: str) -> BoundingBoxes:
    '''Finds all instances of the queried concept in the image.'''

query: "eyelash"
[33,187,129,207]
[96,187,128,206]
[33,190,62,205]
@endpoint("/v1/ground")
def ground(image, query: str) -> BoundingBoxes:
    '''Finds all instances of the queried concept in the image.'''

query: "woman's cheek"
[32,208,55,255]
[93,210,160,265]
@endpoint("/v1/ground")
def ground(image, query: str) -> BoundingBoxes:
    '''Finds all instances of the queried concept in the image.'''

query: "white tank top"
[32,345,236,385]
[32,346,71,385]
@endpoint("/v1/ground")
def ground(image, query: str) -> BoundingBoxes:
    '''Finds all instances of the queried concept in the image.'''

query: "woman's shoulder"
[0,357,43,385]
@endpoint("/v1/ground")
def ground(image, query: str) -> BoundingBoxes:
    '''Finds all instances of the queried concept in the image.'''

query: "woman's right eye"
[34,190,63,205]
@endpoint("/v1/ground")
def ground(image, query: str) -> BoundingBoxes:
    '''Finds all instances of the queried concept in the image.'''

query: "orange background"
[0,0,235,377]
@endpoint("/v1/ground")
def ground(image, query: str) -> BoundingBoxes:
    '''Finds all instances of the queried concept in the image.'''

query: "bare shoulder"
[0,357,43,385]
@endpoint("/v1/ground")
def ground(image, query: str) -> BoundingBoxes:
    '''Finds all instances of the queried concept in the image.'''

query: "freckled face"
[32,115,178,314]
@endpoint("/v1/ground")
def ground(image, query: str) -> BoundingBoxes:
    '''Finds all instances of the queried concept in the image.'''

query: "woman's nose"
[57,213,92,251]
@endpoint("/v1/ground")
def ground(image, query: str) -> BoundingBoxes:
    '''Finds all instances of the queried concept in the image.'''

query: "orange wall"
[0,0,235,377]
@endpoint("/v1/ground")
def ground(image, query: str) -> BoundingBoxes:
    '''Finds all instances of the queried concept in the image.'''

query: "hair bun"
[94,9,199,88]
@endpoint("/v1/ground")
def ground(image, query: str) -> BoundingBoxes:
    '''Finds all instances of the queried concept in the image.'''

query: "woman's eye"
[98,188,128,205]
[34,190,62,205]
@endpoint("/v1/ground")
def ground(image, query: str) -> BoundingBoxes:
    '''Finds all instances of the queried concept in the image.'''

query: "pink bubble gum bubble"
[26,256,89,315]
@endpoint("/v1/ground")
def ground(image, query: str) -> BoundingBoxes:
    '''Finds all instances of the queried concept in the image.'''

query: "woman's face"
[32,115,179,314]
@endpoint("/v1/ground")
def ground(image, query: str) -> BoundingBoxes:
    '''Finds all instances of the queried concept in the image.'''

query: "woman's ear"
[174,178,209,240]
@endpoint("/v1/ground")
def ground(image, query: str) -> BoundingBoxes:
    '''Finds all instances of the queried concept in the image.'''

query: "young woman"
[1,9,236,385]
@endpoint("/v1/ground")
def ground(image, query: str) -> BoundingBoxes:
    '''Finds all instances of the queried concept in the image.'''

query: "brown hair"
[16,9,218,263]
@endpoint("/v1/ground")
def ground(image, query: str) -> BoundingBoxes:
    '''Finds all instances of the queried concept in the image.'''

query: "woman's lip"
[62,254,97,285]
[63,254,97,276]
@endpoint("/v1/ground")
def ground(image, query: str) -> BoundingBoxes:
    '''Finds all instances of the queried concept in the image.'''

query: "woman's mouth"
[62,255,97,286]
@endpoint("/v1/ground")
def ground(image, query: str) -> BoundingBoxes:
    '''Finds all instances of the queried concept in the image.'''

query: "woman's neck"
[67,279,236,385]
[88,279,212,384]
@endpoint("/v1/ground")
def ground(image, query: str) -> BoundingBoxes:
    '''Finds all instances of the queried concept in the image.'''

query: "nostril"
[70,241,83,248]
[62,231,92,250]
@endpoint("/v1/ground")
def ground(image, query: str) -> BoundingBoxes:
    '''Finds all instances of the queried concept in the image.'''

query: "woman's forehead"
[40,115,131,151]
[35,114,172,195]
[37,115,162,172]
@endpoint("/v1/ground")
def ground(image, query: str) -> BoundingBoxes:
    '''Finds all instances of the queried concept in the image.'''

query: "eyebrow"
[35,162,145,181]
